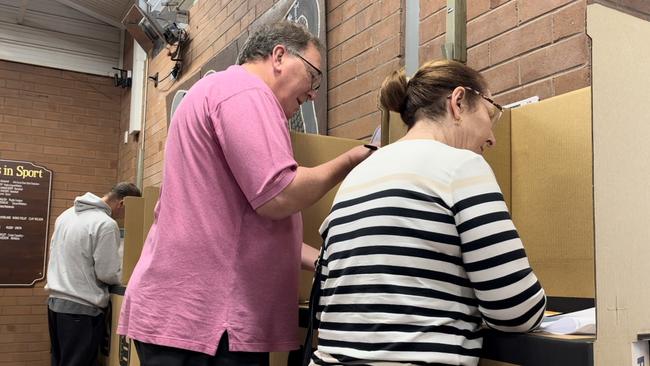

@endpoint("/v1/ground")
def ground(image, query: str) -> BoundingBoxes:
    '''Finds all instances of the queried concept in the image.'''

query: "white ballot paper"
[537,307,595,335]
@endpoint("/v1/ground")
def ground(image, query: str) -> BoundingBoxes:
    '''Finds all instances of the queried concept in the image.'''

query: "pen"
[364,144,378,151]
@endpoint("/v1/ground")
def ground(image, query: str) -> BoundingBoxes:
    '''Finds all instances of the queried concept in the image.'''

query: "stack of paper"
[537,307,595,335]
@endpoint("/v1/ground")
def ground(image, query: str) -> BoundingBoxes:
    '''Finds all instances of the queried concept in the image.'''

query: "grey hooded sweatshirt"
[46,192,122,312]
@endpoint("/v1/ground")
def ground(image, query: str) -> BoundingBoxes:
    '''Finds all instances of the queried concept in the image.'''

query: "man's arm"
[301,243,320,271]
[93,225,122,286]
[256,145,372,220]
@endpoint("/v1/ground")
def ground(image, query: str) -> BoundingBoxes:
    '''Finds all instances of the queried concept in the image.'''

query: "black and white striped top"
[311,140,546,366]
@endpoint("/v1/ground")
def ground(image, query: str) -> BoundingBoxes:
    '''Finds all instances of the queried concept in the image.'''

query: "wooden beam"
[54,0,124,29]
[16,0,29,24]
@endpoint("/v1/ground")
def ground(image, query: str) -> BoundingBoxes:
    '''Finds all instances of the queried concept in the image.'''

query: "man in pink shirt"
[117,21,372,365]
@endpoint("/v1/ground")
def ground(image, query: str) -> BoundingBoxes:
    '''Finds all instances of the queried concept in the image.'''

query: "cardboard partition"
[122,196,144,285]
[510,88,594,298]
[121,187,160,285]
[107,294,140,366]
[290,132,364,301]
[588,4,650,365]
[141,186,160,245]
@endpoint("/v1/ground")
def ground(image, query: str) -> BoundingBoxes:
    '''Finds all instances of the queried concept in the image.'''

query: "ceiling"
[0,0,137,75]
[4,0,135,29]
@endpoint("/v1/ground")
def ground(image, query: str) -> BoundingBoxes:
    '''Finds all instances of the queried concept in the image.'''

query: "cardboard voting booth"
[106,186,160,366]
[589,3,650,366]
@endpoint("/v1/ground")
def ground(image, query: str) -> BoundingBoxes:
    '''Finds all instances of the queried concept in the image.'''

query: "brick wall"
[0,61,121,365]
[326,0,402,139]
[138,0,276,187]
[134,0,595,186]
[421,0,590,107]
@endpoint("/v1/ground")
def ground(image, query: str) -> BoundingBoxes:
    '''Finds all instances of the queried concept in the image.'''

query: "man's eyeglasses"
[463,86,504,125]
[293,53,322,91]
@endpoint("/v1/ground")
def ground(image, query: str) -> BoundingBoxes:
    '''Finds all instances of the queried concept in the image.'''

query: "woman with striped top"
[309,60,546,365]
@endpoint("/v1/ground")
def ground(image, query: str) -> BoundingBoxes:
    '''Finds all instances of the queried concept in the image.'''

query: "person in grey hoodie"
[46,182,141,366]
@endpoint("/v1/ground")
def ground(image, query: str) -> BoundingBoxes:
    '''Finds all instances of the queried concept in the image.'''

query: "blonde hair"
[379,60,488,128]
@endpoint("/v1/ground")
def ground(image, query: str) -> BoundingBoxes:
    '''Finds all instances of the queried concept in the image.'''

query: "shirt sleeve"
[451,155,546,332]
[93,221,122,286]
[211,88,298,209]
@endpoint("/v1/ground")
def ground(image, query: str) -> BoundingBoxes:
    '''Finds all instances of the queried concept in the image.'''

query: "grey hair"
[237,21,323,65]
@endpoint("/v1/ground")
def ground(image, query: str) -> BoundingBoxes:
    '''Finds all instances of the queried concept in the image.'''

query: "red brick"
[329,92,379,128]
[241,7,255,29]
[0,125,19,134]
[0,315,44,324]
[420,36,446,64]
[1,306,32,316]
[358,36,401,74]
[483,60,520,93]
[32,101,58,112]
[495,78,554,105]
[468,0,491,20]
[30,66,63,78]
[328,111,381,140]
[519,34,588,83]
[553,1,586,40]
[5,80,33,91]
[15,143,44,153]
[0,104,18,116]
[341,0,373,19]
[420,8,446,44]
[491,0,510,7]
[327,0,345,12]
[328,5,344,30]
[489,14,554,65]
[553,65,590,95]
[19,108,46,119]
[329,71,374,107]
[380,0,401,18]
[0,69,21,81]
[4,97,33,109]
[329,18,356,49]
[420,0,446,20]
[518,0,574,24]
[467,42,490,71]
[371,12,401,47]
[341,30,373,60]
[467,1,518,46]
[329,60,357,89]
[356,3,381,32]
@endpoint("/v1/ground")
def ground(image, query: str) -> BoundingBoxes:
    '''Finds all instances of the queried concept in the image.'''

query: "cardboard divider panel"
[290,132,364,301]
[510,88,594,298]
[589,3,650,365]
[122,197,144,286]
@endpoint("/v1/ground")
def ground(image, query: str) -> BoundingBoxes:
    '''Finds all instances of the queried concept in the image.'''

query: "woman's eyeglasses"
[463,86,504,125]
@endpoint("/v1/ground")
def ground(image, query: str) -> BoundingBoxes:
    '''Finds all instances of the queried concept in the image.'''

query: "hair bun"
[379,68,408,113]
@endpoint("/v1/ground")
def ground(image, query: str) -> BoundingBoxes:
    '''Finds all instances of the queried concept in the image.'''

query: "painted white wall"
[129,42,147,134]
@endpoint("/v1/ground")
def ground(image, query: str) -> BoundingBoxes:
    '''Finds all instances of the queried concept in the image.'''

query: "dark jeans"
[134,332,270,366]
[48,309,105,366]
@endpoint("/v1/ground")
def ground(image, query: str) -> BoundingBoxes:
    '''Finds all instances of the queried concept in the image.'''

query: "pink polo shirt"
[117,65,302,355]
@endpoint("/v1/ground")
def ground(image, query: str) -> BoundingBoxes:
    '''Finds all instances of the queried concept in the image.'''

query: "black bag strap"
[302,245,325,366]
